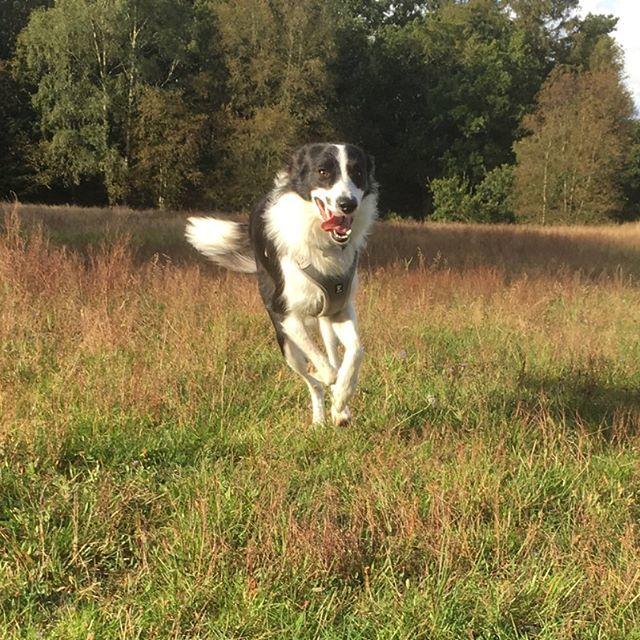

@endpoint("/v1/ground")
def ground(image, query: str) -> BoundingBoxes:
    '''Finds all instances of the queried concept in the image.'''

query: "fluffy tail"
[185,217,256,273]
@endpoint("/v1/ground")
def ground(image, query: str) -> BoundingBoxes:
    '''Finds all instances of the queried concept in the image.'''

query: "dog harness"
[296,251,359,317]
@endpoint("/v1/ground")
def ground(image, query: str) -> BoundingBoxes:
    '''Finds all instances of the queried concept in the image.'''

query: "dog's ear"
[366,153,376,179]
[289,146,309,177]
[288,145,312,199]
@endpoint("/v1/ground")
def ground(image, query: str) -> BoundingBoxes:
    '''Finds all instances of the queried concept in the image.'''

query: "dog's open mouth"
[314,197,353,245]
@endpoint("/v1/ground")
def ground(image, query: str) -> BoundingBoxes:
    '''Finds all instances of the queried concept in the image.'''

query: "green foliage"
[431,165,515,223]
[1,0,639,219]
[621,121,640,221]
[474,164,516,222]
[0,61,34,198]
[430,175,474,222]
[15,0,123,202]
[565,13,621,71]
[0,0,52,58]
[333,0,541,214]
[208,0,338,209]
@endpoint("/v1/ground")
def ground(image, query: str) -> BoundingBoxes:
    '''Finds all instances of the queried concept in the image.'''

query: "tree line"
[1,0,639,223]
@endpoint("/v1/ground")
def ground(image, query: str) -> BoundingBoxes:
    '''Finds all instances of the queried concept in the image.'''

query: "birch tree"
[14,0,192,204]
[514,66,634,223]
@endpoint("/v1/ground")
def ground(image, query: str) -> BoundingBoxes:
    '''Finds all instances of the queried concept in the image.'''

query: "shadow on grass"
[514,369,640,440]
[390,366,639,443]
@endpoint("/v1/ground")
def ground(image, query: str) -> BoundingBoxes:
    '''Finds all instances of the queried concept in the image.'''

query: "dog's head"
[284,143,376,246]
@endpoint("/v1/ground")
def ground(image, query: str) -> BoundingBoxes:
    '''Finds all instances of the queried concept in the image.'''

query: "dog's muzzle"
[314,197,354,245]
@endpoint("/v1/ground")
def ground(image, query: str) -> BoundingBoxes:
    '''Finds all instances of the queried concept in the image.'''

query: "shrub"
[430,175,474,223]
[474,165,516,223]
[430,165,515,223]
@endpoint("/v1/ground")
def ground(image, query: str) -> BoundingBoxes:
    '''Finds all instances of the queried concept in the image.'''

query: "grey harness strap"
[296,251,359,317]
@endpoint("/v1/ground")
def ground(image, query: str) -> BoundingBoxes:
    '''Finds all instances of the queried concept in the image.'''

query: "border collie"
[185,143,378,425]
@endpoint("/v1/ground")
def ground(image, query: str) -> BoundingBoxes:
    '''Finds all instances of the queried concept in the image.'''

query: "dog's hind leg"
[328,304,364,427]
[283,340,325,424]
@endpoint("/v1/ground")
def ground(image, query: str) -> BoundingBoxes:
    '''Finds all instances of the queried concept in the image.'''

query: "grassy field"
[1,202,640,639]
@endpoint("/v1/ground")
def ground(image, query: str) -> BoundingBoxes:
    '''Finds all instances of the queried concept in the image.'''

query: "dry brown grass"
[4,201,640,278]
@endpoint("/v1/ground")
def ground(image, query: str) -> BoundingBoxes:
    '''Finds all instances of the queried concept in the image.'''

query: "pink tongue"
[321,214,352,233]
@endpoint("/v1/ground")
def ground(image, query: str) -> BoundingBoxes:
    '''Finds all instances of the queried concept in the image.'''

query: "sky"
[578,0,640,112]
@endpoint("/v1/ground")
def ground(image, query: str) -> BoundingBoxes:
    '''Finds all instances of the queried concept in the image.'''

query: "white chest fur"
[280,256,325,315]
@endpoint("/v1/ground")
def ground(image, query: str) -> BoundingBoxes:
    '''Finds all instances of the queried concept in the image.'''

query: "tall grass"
[1,202,640,638]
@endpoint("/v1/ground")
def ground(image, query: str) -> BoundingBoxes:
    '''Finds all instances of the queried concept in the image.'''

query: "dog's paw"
[311,411,326,426]
[316,364,338,386]
[331,405,351,427]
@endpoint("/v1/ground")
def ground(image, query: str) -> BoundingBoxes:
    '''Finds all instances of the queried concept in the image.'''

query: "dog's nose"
[337,197,357,214]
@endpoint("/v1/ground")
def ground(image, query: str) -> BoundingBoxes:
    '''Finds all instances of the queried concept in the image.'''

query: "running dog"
[185,143,378,425]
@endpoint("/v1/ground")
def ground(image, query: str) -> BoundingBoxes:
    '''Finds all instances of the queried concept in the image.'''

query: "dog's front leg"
[281,314,337,386]
[329,304,364,426]
[319,316,340,369]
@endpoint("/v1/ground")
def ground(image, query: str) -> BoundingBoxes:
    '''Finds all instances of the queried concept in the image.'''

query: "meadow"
[1,202,640,639]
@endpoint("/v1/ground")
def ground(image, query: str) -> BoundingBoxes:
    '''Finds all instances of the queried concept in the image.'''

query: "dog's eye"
[318,168,329,178]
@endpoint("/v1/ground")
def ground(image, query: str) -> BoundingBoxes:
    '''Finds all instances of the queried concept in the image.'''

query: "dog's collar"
[295,251,359,317]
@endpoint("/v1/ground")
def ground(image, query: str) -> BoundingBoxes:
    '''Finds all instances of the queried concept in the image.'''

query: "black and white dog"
[185,143,378,425]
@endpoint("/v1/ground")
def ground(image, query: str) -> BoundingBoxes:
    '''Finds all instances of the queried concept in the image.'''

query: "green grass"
[1,204,640,638]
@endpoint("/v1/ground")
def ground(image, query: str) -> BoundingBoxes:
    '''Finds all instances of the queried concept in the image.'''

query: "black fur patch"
[248,197,288,351]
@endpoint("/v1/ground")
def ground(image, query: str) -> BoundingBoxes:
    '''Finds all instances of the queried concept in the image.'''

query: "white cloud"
[578,0,640,113]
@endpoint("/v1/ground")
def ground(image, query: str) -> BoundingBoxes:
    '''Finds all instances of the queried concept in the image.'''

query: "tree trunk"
[541,141,551,225]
